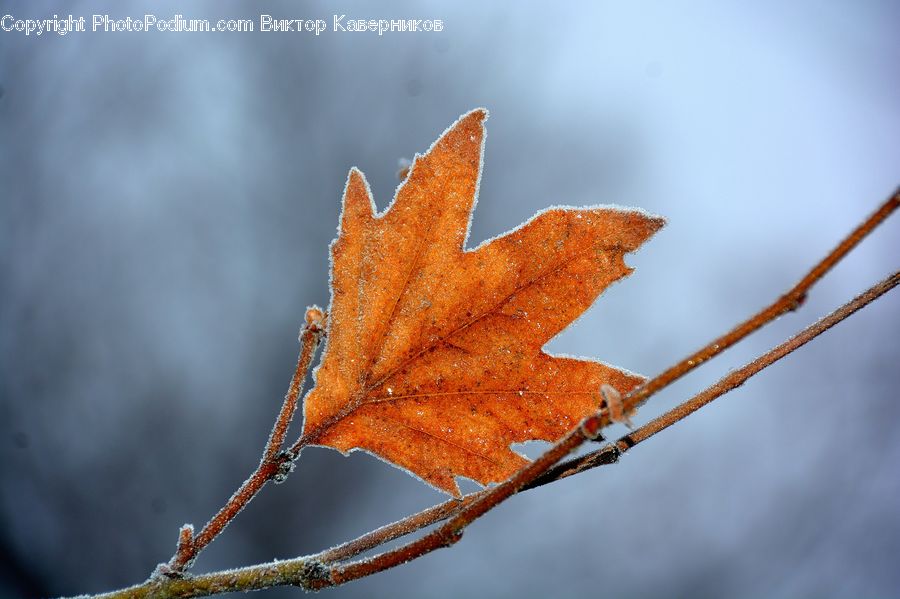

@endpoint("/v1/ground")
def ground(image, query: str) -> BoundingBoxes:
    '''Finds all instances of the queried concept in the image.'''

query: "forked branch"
[84,190,898,598]
[90,270,899,598]
[320,270,898,588]
[549,187,899,481]
[164,308,326,574]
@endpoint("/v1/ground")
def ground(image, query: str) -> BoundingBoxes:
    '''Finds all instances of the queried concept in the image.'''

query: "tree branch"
[80,189,898,597]
[88,270,898,598]
[90,557,331,599]
[622,188,898,414]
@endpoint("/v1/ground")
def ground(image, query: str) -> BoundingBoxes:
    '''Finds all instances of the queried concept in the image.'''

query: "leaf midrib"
[363,243,624,397]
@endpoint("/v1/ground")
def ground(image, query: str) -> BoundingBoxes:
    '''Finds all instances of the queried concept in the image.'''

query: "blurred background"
[1,1,898,597]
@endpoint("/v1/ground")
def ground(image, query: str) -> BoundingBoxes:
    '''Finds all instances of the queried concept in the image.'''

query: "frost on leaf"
[301,109,664,496]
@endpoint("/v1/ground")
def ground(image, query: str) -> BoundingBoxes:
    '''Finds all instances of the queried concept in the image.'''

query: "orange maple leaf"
[301,109,663,496]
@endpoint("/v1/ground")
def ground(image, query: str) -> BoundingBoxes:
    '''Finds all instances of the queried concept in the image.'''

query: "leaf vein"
[366,246,621,392]
[379,414,502,467]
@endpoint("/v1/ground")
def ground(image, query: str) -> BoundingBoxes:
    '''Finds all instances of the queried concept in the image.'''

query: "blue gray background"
[1,1,898,598]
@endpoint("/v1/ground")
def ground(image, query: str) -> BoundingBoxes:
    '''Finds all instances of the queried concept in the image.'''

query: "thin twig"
[165,308,325,573]
[320,270,899,589]
[544,188,899,482]
[596,272,900,460]
[265,307,326,461]
[86,270,899,598]
[166,525,195,575]
[622,188,898,414]
[315,494,479,564]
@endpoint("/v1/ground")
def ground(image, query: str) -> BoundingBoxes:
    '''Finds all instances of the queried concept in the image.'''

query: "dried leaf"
[302,109,663,495]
